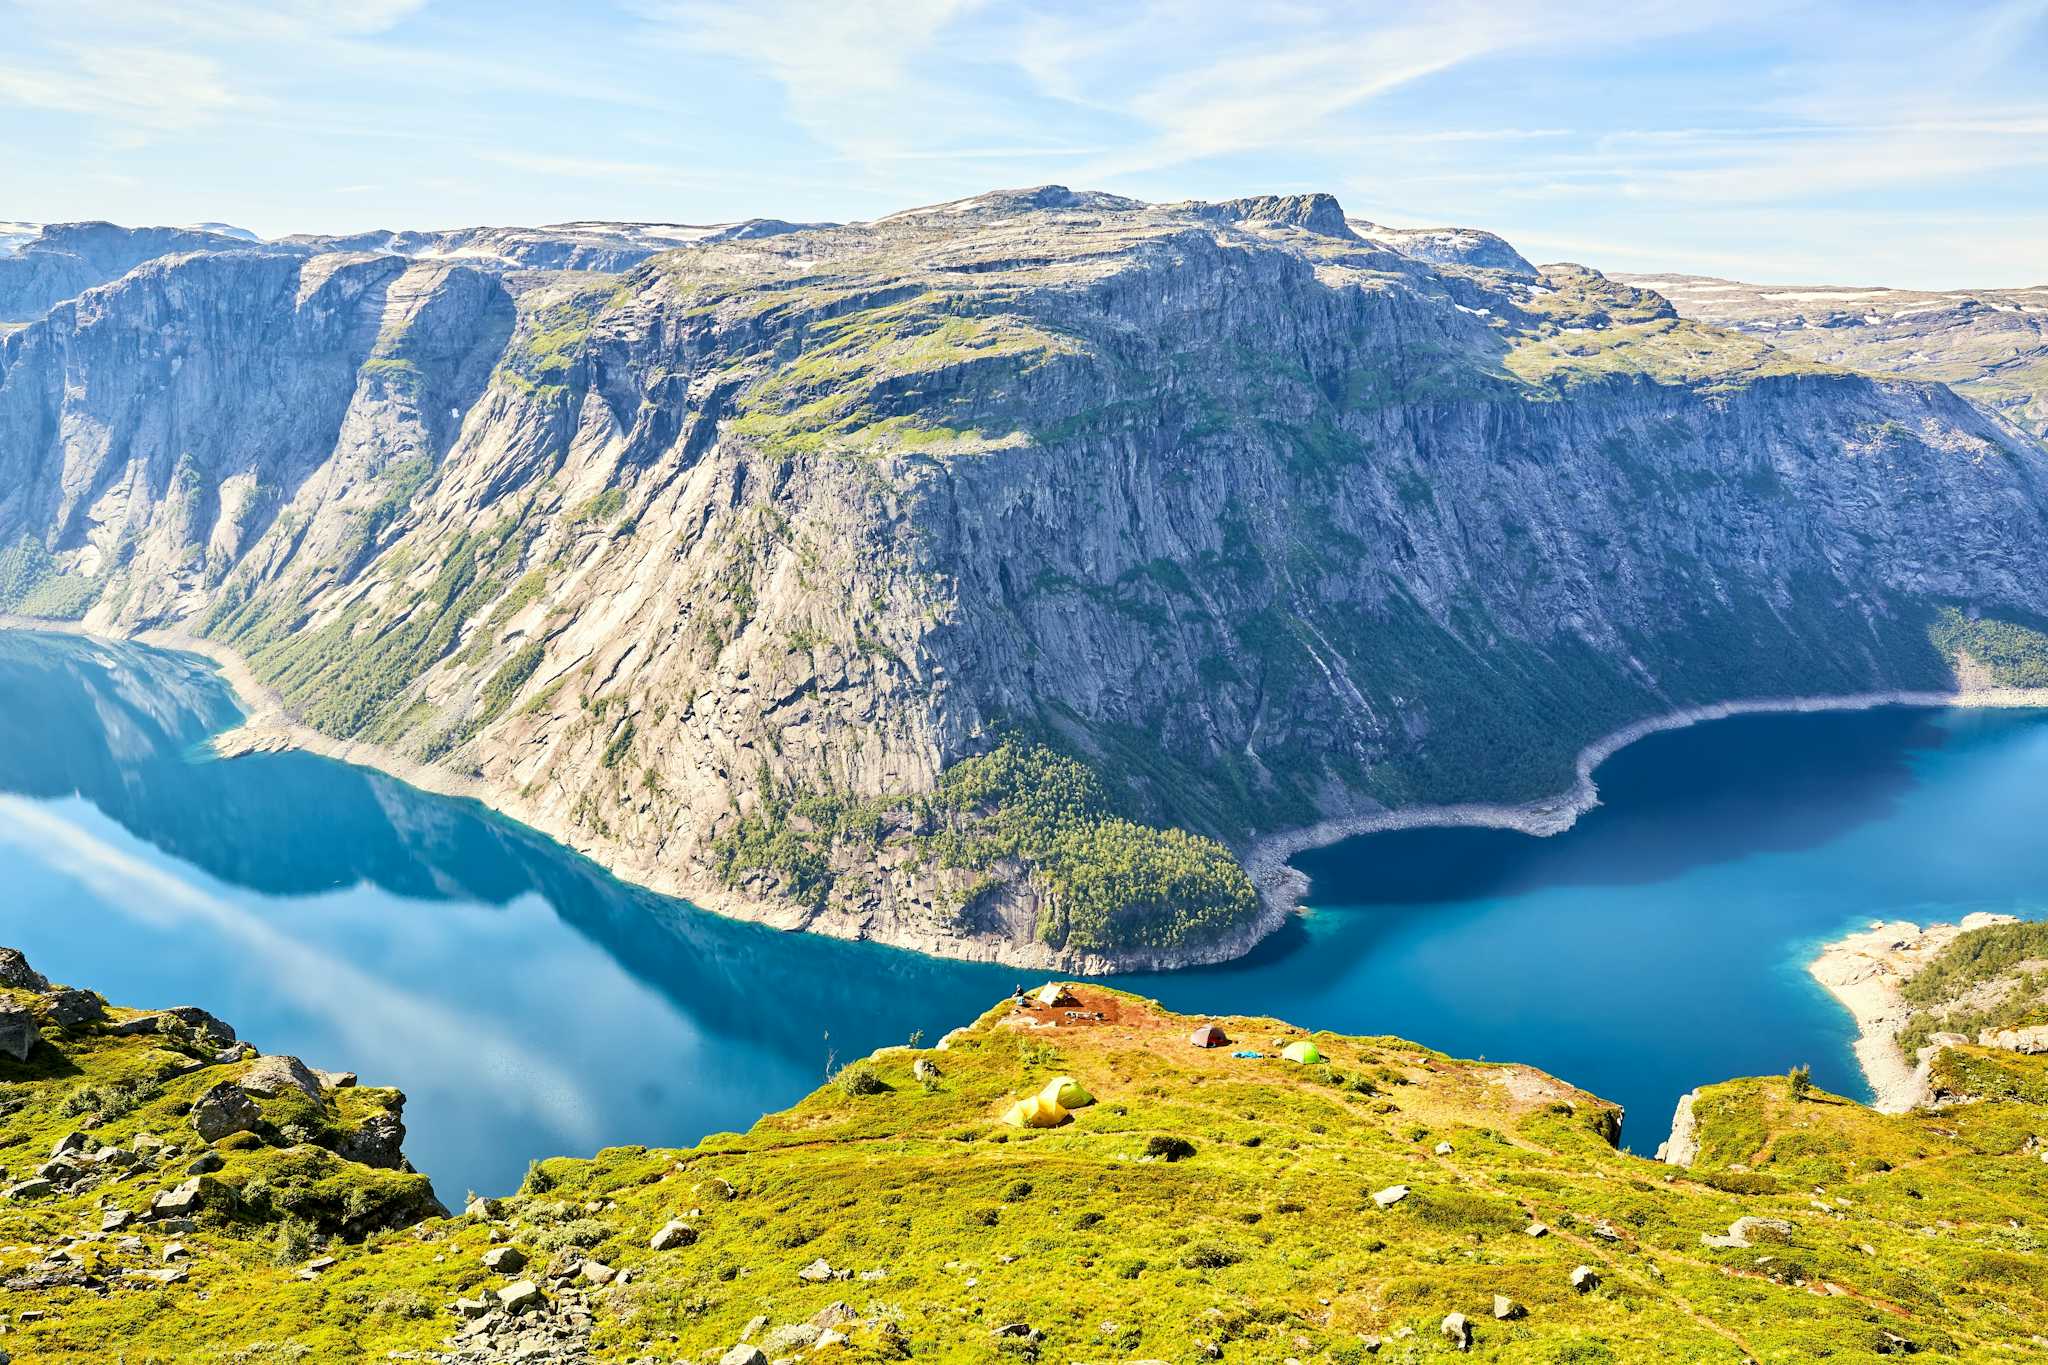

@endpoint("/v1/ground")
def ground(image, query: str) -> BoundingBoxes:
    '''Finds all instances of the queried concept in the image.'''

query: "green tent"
[1281,1040,1323,1065]
[1003,1094,1071,1128]
[1039,1075,1095,1109]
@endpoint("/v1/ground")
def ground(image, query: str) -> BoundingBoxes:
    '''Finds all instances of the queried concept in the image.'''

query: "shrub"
[835,1064,888,1097]
[532,1218,611,1252]
[1144,1135,1196,1162]
[1701,1169,1782,1196]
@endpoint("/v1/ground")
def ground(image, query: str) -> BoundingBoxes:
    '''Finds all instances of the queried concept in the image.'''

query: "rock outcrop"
[5,189,2048,966]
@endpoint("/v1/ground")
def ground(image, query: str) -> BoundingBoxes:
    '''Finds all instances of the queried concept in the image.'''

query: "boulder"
[40,988,105,1028]
[481,1246,526,1273]
[1980,1024,2048,1053]
[817,1329,848,1350]
[49,1131,92,1157]
[1371,1184,1410,1208]
[100,1208,132,1233]
[0,1005,38,1061]
[164,1006,236,1045]
[1433,1141,1454,1156]
[1493,1295,1524,1320]
[188,1082,261,1142]
[187,1151,225,1175]
[798,1256,838,1282]
[1702,1216,1796,1250]
[719,1347,768,1365]
[317,1069,358,1089]
[496,1279,542,1313]
[151,1179,206,1218]
[914,1057,942,1082]
[0,947,48,991]
[1441,1312,1471,1351]
[5,1178,54,1200]
[649,1218,697,1251]
[1524,1221,1548,1237]
[336,1111,407,1169]
[579,1259,616,1285]
[116,1007,236,1045]
[453,1296,491,1318]
[1570,1265,1600,1293]
[761,1323,821,1354]
[238,1054,322,1100]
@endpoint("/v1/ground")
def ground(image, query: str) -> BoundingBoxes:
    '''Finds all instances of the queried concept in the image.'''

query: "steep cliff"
[3,188,2046,967]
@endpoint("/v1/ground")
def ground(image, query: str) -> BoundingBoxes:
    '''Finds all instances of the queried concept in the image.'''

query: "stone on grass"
[798,1256,838,1282]
[151,1178,206,1218]
[649,1218,696,1251]
[1371,1184,1410,1208]
[761,1322,820,1353]
[817,1328,849,1350]
[337,1110,407,1170]
[5,1178,54,1200]
[1570,1265,1600,1293]
[100,1208,132,1233]
[1493,1294,1524,1320]
[41,988,105,1028]
[188,1082,261,1143]
[1441,1312,1471,1350]
[481,1246,526,1273]
[0,947,48,990]
[496,1279,542,1313]
[0,1006,38,1062]
[579,1258,616,1285]
[719,1347,768,1365]
[1434,1141,1454,1156]
[453,1296,491,1318]
[1525,1221,1548,1237]
[238,1054,322,1100]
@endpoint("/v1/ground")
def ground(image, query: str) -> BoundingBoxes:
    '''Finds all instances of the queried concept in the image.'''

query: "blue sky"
[3,0,2045,287]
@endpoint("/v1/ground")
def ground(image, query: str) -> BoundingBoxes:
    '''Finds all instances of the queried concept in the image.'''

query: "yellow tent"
[1002,1094,1071,1128]
[1281,1040,1323,1064]
[1039,1075,1095,1109]
[1033,983,1078,1007]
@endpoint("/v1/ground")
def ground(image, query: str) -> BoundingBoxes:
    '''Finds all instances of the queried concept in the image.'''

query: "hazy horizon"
[3,0,2046,289]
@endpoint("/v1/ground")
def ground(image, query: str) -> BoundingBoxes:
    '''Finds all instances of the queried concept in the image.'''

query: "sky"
[2,0,2045,288]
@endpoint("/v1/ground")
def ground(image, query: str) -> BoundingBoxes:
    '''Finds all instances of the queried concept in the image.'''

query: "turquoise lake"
[4,628,2047,1201]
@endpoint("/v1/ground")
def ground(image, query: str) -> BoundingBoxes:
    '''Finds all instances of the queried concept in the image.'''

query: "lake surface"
[3,629,2046,1200]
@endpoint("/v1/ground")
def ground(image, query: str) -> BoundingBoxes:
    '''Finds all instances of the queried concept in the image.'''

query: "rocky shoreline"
[11,616,2048,974]
[1806,912,2023,1111]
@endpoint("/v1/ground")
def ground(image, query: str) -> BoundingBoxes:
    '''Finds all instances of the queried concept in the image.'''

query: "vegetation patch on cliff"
[1929,606,2048,686]
[0,535,100,620]
[710,741,1261,957]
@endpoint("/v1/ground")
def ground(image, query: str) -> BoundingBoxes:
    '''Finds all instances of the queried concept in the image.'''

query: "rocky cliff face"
[3,188,2046,967]
[0,221,291,323]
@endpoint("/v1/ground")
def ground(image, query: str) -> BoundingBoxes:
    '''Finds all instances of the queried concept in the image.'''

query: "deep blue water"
[3,629,2046,1199]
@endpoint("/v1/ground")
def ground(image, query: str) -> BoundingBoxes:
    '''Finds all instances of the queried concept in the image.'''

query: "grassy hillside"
[7,953,2048,1362]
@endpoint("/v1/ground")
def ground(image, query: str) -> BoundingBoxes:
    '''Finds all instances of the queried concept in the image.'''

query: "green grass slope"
[6,954,2048,1362]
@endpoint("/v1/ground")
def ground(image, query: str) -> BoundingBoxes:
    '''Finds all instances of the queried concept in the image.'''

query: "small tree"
[1788,1063,1813,1101]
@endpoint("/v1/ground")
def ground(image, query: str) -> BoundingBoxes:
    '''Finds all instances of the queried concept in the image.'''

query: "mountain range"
[3,189,2046,969]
